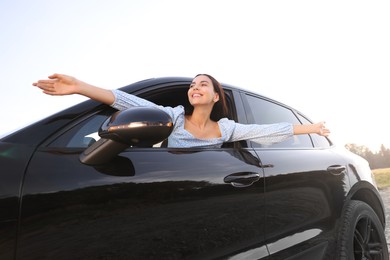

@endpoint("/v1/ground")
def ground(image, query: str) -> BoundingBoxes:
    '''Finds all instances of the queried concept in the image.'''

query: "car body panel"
[17,146,267,259]
[256,148,349,259]
[0,143,36,260]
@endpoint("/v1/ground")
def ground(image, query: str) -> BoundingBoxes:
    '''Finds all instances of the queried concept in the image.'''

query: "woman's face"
[188,75,219,107]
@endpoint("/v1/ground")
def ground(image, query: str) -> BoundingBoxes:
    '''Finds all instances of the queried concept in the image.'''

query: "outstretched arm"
[33,73,115,105]
[293,121,330,137]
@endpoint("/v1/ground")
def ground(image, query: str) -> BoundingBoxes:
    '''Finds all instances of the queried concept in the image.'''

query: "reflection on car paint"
[267,229,322,254]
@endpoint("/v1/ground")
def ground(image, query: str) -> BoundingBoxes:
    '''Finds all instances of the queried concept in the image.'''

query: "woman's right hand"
[33,73,115,105]
[33,73,85,96]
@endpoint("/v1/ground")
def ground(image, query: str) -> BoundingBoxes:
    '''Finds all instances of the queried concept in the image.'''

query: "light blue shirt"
[111,90,293,148]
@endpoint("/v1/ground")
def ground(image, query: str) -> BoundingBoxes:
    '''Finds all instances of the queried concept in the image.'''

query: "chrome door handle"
[224,172,261,188]
[327,165,346,175]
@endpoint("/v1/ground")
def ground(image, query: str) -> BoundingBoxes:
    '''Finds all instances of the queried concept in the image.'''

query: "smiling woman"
[185,74,227,139]
[33,73,330,148]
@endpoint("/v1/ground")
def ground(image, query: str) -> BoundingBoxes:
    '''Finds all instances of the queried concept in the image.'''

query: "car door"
[16,88,269,259]
[241,93,350,259]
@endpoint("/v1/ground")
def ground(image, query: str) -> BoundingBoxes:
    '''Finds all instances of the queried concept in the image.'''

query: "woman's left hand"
[316,121,330,137]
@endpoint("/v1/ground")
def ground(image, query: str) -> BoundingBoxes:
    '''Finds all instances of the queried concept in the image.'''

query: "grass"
[373,168,390,190]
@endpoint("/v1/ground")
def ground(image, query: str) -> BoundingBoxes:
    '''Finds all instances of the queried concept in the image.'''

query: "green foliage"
[373,168,390,189]
[345,144,390,170]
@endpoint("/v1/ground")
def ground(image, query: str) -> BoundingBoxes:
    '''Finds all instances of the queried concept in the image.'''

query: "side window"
[297,113,331,148]
[49,110,114,148]
[244,94,313,149]
[48,86,238,149]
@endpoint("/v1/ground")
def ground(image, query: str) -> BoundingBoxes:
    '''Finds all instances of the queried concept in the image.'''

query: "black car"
[0,77,388,259]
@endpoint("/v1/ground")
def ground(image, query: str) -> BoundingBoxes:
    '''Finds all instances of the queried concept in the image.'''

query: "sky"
[1,0,389,151]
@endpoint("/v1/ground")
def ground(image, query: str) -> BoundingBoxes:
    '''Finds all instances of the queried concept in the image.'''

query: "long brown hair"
[186,74,228,121]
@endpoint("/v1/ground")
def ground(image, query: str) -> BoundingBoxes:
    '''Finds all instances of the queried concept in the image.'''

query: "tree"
[345,144,369,158]
[345,143,390,169]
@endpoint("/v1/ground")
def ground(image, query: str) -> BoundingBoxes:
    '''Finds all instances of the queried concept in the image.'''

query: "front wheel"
[337,200,389,259]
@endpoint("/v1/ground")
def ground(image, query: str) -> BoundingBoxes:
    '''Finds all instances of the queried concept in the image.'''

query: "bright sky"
[1,0,389,151]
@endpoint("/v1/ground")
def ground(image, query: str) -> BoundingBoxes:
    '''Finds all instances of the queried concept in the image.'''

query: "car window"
[49,112,112,148]
[48,86,238,149]
[244,94,313,149]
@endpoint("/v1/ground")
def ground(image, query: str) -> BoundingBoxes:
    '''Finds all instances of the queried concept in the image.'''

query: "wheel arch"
[348,181,386,227]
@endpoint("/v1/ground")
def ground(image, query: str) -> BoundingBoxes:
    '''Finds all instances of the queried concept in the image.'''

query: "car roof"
[117,76,244,93]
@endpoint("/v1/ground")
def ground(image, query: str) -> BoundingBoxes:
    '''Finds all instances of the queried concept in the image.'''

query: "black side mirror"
[80,107,173,165]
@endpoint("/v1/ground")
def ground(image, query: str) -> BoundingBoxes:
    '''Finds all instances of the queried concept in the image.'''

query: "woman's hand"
[33,73,85,96]
[293,121,330,137]
[33,73,115,105]
[316,121,330,137]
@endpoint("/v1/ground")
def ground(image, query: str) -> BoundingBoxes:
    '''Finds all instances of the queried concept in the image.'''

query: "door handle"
[327,165,346,175]
[224,172,261,188]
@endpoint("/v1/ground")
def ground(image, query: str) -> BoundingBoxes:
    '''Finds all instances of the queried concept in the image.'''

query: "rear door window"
[243,94,313,149]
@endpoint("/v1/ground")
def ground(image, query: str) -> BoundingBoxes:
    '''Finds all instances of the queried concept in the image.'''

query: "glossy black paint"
[0,143,34,259]
[99,107,173,145]
[18,147,266,259]
[257,148,348,259]
[0,77,386,259]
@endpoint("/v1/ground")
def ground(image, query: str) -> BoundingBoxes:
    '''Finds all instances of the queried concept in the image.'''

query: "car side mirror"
[80,107,173,165]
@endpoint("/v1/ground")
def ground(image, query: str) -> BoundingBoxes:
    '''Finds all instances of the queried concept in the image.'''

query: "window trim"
[239,91,315,150]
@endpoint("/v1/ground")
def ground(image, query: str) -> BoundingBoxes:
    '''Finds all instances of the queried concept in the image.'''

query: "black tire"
[337,200,389,260]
